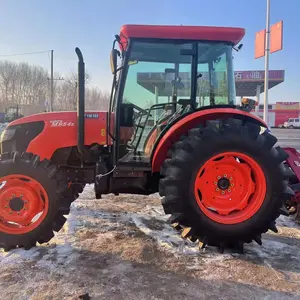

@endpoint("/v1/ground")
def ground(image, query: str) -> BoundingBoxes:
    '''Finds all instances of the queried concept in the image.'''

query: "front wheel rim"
[194,152,267,225]
[0,175,49,234]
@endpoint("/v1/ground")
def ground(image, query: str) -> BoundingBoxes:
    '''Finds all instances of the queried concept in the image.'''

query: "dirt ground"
[1,185,300,300]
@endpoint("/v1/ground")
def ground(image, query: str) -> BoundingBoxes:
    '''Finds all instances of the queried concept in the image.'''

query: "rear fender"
[151,108,267,173]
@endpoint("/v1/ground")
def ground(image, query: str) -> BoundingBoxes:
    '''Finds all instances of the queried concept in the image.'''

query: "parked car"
[284,118,300,128]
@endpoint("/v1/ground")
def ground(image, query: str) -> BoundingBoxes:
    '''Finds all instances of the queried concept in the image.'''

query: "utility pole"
[255,84,261,115]
[50,50,54,112]
[263,0,271,124]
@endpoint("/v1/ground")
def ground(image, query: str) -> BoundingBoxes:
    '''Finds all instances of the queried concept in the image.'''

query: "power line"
[0,50,50,57]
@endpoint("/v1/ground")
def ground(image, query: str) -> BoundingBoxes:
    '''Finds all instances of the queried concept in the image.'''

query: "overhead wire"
[0,50,50,57]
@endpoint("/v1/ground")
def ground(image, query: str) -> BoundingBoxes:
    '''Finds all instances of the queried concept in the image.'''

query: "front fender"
[151,108,267,173]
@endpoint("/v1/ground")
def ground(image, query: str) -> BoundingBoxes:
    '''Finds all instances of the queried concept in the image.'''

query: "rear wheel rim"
[194,152,266,225]
[0,175,49,234]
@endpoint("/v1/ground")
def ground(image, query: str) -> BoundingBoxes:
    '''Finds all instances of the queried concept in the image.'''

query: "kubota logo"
[49,120,75,127]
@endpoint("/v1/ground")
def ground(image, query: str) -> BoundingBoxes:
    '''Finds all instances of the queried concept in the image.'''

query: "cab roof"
[120,24,245,46]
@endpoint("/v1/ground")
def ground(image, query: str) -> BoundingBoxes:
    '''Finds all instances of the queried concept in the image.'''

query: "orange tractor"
[0,25,296,252]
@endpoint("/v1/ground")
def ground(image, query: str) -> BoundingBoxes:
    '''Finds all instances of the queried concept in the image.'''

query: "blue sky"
[0,0,299,103]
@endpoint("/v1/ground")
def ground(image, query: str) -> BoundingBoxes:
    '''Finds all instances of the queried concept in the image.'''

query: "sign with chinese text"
[275,102,300,110]
[234,70,284,81]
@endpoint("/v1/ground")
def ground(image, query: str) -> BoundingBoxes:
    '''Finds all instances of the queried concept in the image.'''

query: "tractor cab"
[107,25,243,168]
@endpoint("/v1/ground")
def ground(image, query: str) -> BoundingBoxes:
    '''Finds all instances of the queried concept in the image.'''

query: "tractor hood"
[2,111,110,161]
[8,111,108,127]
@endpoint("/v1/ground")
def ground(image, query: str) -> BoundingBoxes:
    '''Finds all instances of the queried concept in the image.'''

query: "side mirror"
[110,49,118,74]
[233,43,243,52]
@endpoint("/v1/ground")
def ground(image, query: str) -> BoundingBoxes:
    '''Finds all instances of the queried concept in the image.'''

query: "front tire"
[59,183,85,214]
[159,118,291,252]
[0,152,69,250]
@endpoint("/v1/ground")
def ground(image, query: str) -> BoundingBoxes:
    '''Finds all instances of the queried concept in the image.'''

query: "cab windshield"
[122,41,235,110]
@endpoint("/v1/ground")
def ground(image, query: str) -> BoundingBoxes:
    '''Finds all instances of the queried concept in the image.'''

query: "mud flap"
[294,190,300,223]
[284,148,300,222]
[296,205,300,223]
[291,184,300,223]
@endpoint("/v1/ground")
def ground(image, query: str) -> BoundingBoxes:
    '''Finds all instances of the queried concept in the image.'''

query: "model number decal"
[50,120,75,127]
[85,113,99,119]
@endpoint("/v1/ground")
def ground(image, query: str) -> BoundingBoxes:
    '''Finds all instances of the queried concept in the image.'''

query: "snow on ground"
[1,184,300,299]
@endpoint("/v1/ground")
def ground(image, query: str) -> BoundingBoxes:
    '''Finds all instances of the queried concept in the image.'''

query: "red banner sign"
[276,102,300,110]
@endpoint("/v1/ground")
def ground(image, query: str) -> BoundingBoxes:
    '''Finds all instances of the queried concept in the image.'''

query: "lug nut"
[17,212,20,215]
[217,176,221,179]
[228,189,231,192]
[224,174,227,178]
[24,201,28,204]
[4,205,8,208]
[12,194,15,198]
[221,191,225,195]
[216,188,219,191]
[9,211,12,214]
[229,177,232,180]
[20,194,23,198]
[231,183,234,187]
[214,182,217,185]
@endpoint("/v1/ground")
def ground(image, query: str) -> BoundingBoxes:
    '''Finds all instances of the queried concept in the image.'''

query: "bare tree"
[53,70,92,111]
[0,61,48,113]
[0,61,18,110]
[67,70,91,86]
[0,61,109,115]
[86,87,110,111]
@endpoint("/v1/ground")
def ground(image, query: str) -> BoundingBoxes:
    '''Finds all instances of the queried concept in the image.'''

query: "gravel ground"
[0,186,300,300]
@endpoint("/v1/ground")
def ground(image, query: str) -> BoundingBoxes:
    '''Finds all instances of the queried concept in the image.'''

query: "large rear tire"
[0,152,69,251]
[159,118,292,252]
